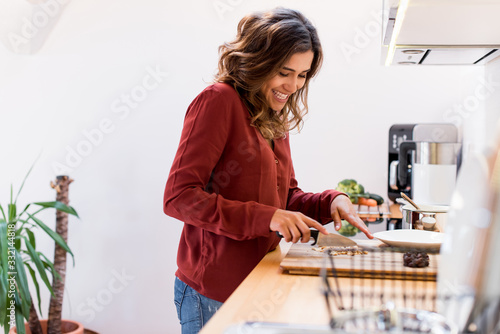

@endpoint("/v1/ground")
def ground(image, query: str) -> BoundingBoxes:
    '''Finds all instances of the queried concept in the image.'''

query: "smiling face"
[260,50,314,112]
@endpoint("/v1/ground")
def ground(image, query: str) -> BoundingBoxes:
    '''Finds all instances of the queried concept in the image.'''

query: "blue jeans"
[174,277,224,334]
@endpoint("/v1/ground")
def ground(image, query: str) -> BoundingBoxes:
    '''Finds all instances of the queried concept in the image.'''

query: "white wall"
[0,0,489,333]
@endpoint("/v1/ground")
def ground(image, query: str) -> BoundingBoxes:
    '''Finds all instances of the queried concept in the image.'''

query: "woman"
[164,7,373,334]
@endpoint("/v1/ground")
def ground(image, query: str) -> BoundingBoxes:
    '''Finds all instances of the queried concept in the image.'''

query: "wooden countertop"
[200,238,437,334]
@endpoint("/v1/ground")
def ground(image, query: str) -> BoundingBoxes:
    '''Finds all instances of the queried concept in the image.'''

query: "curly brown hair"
[215,7,323,139]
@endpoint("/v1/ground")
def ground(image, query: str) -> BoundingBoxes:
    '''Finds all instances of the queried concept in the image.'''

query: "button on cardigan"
[164,83,343,302]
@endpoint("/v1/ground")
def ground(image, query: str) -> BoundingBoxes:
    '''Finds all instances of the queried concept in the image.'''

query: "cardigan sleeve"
[286,166,346,224]
[163,85,277,240]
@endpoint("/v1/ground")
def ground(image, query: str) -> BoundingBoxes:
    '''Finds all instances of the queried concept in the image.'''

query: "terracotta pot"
[83,330,99,334]
[9,319,84,334]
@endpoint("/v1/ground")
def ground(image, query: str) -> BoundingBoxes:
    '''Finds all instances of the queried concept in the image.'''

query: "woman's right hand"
[270,209,329,243]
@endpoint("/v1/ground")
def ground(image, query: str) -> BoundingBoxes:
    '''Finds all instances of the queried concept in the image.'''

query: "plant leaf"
[0,221,9,276]
[0,222,9,324]
[1,263,17,334]
[17,203,31,219]
[14,299,26,334]
[14,250,32,319]
[0,204,6,222]
[25,229,36,249]
[14,234,21,250]
[33,201,79,218]
[1,313,8,334]
[17,219,35,229]
[14,156,39,205]
[24,237,53,296]
[0,222,13,320]
[1,307,10,334]
[26,213,73,258]
[0,267,7,326]
[25,263,43,317]
[40,254,61,282]
[7,204,16,224]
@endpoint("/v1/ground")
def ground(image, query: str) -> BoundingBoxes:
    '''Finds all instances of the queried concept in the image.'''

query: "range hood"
[383,0,500,65]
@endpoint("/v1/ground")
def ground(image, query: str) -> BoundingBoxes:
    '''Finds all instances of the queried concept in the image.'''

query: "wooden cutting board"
[279,240,438,281]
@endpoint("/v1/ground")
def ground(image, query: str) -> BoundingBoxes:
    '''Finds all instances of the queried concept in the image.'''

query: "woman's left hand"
[331,195,373,239]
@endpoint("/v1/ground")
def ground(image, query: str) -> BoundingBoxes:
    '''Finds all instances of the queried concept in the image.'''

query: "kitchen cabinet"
[382,0,500,65]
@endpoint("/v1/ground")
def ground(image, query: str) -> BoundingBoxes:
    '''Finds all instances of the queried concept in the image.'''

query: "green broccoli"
[338,220,359,237]
[353,183,364,194]
[335,179,365,195]
[338,179,357,187]
[335,179,384,205]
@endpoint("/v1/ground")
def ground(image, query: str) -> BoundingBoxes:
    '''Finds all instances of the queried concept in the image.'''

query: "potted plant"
[1,167,83,334]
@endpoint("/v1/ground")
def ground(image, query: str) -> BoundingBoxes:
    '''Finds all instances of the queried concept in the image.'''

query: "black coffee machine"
[387,123,459,202]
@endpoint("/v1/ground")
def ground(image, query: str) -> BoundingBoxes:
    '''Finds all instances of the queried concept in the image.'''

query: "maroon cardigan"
[164,83,342,302]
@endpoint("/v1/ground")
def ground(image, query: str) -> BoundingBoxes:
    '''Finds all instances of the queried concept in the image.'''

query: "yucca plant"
[0,167,78,334]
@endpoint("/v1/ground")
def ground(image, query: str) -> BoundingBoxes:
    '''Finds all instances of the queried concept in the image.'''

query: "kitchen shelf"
[354,202,392,219]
